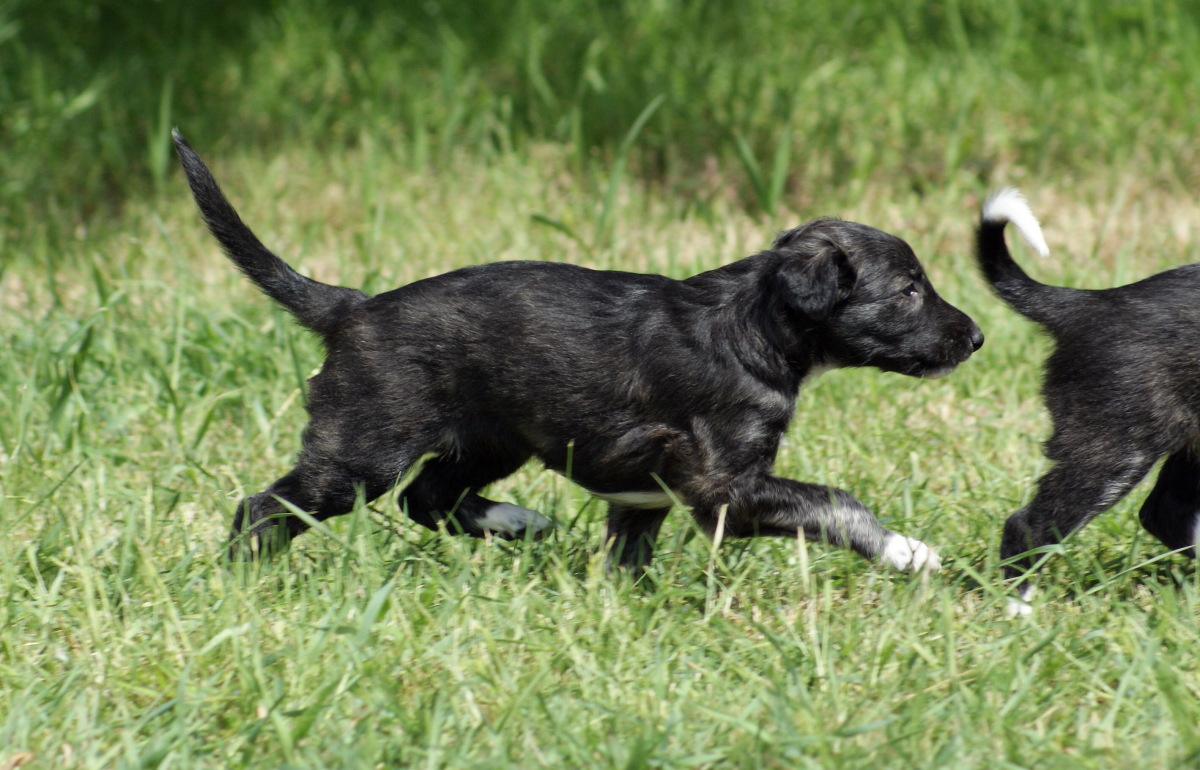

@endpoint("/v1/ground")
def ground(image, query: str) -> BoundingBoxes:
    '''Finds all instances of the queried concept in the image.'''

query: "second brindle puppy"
[977,189,1200,609]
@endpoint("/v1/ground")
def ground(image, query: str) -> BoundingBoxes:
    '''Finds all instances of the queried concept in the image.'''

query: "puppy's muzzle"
[919,318,984,379]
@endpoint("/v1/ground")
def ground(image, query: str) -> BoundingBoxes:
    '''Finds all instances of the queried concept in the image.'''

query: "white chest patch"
[801,364,836,388]
[590,490,677,509]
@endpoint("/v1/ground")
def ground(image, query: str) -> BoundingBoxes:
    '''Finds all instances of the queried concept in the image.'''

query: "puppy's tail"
[975,187,1064,325]
[172,129,367,337]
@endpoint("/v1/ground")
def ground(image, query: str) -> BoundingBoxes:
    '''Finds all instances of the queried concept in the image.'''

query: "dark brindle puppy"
[174,130,983,572]
[977,188,1200,610]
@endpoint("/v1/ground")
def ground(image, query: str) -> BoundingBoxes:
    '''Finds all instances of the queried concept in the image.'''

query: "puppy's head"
[772,219,983,378]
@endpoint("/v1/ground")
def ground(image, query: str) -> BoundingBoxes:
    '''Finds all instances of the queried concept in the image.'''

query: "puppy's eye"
[902,283,919,297]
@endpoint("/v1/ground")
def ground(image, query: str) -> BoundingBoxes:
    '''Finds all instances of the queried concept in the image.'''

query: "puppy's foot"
[476,503,553,540]
[603,554,645,576]
[881,534,942,573]
[1006,584,1036,617]
[228,522,292,562]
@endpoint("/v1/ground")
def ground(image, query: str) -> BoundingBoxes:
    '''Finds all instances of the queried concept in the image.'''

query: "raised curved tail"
[974,188,1063,325]
[173,130,367,338]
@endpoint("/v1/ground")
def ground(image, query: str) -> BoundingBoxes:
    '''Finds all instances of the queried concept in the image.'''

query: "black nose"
[970,326,985,351]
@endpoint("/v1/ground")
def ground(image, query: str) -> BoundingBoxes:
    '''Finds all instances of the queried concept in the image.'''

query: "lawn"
[2,1,1199,767]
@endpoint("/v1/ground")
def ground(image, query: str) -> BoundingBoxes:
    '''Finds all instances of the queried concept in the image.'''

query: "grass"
[5,0,1200,233]
[4,0,1200,766]
[2,136,1200,768]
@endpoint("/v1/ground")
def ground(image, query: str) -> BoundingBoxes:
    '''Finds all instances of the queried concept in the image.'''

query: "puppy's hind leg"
[230,455,395,559]
[400,450,552,540]
[1139,449,1200,558]
[1001,450,1159,595]
[604,504,672,574]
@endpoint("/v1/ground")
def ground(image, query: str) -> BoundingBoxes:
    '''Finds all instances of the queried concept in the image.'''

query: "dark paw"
[228,517,294,561]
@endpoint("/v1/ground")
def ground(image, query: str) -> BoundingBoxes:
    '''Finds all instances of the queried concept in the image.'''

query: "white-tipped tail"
[982,188,1050,258]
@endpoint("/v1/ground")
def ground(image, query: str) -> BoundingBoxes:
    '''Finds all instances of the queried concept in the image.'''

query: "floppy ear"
[774,235,857,321]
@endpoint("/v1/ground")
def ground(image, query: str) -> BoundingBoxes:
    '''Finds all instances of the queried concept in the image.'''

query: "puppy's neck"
[685,253,829,390]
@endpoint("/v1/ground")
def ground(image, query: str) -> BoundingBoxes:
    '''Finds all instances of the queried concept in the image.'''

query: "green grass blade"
[593,94,665,251]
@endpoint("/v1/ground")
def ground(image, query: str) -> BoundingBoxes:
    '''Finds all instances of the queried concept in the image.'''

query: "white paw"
[1006,598,1034,617]
[881,534,942,573]
[1006,584,1035,617]
[476,503,553,538]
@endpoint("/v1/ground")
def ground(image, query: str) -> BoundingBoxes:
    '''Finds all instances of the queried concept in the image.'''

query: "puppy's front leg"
[690,474,941,572]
